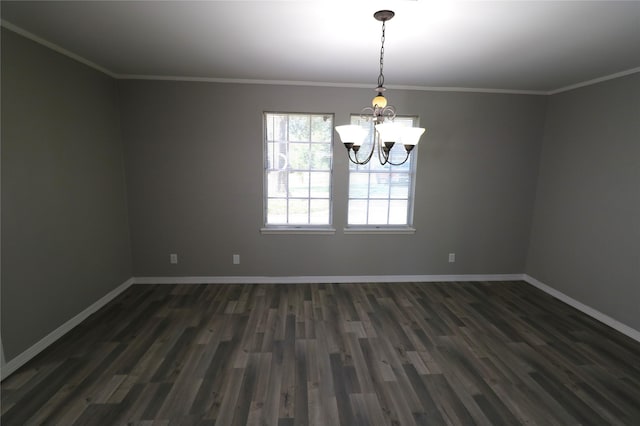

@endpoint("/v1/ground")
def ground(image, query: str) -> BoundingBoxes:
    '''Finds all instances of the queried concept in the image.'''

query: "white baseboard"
[523,274,640,343]
[4,273,636,381]
[133,274,525,285]
[1,277,135,381]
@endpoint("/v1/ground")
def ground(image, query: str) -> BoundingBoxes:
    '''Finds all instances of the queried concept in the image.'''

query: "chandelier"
[335,10,425,166]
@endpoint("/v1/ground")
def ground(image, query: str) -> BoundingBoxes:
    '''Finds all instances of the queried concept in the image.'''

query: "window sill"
[260,227,336,235]
[344,226,416,235]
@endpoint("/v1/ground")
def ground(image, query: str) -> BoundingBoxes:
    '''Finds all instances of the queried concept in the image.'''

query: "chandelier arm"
[362,139,377,164]
[348,141,376,165]
[348,149,369,165]
[375,131,390,166]
[381,105,396,121]
[348,150,367,165]
[360,106,375,119]
[377,146,389,165]
[383,151,411,166]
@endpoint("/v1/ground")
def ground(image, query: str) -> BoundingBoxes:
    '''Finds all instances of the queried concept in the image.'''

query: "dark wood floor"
[2,281,640,425]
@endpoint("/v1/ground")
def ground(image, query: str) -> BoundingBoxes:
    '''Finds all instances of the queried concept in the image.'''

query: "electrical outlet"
[233,254,240,265]
[170,253,178,264]
[448,253,456,263]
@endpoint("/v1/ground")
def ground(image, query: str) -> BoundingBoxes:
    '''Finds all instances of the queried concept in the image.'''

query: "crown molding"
[548,67,640,95]
[2,19,638,97]
[1,19,117,78]
[117,74,375,89]
[118,73,548,95]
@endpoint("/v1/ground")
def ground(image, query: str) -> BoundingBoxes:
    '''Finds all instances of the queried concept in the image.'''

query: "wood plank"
[2,281,639,425]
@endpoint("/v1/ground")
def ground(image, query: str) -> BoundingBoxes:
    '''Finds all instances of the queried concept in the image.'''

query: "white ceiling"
[2,1,640,94]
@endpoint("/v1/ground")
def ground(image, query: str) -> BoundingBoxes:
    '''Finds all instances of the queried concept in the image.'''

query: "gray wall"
[526,73,640,331]
[2,24,638,367]
[119,80,546,277]
[1,29,132,360]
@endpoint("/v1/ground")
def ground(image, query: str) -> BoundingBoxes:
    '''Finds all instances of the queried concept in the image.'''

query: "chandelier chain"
[378,20,386,88]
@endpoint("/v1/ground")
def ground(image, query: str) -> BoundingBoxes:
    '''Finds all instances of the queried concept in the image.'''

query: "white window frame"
[345,115,419,234]
[261,112,336,235]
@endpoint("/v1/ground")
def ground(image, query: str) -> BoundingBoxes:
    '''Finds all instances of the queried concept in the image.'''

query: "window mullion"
[285,114,290,223]
[285,172,290,222]
[366,172,372,225]
[307,143,312,224]
[386,169,391,224]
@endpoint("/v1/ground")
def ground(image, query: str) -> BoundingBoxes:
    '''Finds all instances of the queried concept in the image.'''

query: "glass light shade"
[401,127,426,146]
[372,94,387,108]
[335,125,367,146]
[375,122,403,143]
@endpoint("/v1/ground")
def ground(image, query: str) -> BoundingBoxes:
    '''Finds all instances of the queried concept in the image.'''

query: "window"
[347,116,419,231]
[263,113,334,232]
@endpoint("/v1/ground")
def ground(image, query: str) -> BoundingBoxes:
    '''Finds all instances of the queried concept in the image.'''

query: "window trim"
[345,115,420,231]
[262,111,335,233]
[260,226,336,235]
[343,225,416,235]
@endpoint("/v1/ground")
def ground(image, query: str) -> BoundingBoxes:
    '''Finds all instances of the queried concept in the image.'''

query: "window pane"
[390,176,409,198]
[389,200,408,224]
[288,115,310,142]
[310,172,330,198]
[369,174,390,199]
[288,199,309,224]
[267,142,289,171]
[390,159,411,172]
[310,199,330,224]
[350,162,370,172]
[368,157,387,172]
[368,200,389,224]
[289,143,309,170]
[268,114,287,141]
[267,142,275,170]
[310,144,331,170]
[311,115,332,142]
[267,115,273,141]
[267,198,286,224]
[269,142,289,170]
[288,172,309,197]
[348,200,367,225]
[349,173,369,199]
[267,171,287,197]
